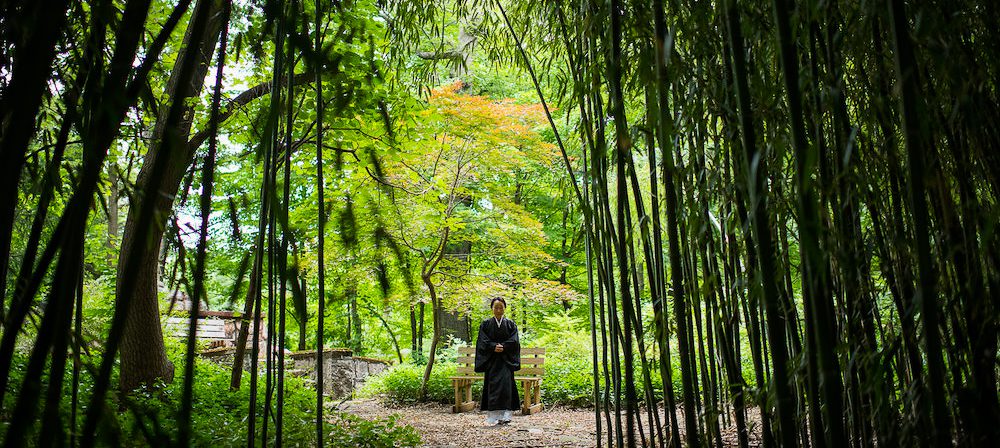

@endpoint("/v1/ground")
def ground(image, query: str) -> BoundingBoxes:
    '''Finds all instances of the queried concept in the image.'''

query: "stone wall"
[288,349,390,399]
[200,346,254,372]
[200,347,389,400]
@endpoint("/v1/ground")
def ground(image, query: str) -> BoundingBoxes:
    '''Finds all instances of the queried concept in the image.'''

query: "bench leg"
[532,380,542,414]
[521,380,531,414]
[452,379,476,413]
[519,380,542,415]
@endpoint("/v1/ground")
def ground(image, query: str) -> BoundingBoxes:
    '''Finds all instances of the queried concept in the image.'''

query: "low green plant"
[360,356,598,407]
[540,356,595,407]
[357,362,474,404]
[326,413,420,447]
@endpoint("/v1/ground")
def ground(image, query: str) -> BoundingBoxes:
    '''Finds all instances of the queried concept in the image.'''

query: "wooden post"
[534,380,541,407]
[522,379,531,414]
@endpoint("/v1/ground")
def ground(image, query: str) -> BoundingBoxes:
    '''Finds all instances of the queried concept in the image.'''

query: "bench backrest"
[456,346,545,377]
[164,316,229,340]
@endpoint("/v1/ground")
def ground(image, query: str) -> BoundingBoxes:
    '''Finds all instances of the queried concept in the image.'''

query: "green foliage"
[539,357,595,407]
[359,355,599,408]
[326,413,421,447]
[529,310,604,407]
[528,310,589,360]
[0,340,419,447]
[80,277,117,337]
[357,362,467,405]
[3,1,595,443]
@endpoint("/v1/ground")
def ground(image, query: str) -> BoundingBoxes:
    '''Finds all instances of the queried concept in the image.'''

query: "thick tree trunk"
[887,0,952,444]
[116,0,225,392]
[724,0,797,444]
[440,239,472,341]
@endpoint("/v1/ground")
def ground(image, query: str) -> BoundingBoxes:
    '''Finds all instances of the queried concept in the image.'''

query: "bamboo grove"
[0,0,397,445]
[480,0,999,446]
[1,0,998,447]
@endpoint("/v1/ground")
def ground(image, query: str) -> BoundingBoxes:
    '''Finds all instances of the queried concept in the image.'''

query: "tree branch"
[416,49,465,62]
[187,72,312,151]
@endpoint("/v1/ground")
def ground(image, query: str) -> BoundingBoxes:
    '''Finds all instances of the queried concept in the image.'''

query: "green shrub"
[361,356,599,408]
[528,310,600,406]
[541,356,595,407]
[357,362,477,405]
[327,413,421,447]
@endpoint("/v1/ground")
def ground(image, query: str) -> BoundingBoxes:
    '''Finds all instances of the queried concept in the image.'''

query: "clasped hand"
[494,343,504,353]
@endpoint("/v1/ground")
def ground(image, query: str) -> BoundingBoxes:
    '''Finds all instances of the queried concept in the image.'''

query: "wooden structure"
[164,310,265,349]
[450,346,544,414]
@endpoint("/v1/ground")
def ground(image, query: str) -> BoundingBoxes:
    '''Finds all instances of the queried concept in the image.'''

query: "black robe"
[474,316,520,411]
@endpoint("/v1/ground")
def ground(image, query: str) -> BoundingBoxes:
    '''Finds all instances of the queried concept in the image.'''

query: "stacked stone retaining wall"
[200,347,389,399]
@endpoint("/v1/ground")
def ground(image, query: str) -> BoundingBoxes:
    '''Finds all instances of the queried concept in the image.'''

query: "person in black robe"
[475,297,520,425]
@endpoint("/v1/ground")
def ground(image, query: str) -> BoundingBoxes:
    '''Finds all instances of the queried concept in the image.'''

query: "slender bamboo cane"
[886,0,951,445]
[179,4,230,445]
[314,0,327,444]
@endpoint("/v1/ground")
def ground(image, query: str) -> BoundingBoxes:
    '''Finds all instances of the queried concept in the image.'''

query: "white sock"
[485,410,502,424]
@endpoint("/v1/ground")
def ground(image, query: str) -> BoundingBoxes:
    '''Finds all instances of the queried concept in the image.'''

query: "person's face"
[492,300,505,319]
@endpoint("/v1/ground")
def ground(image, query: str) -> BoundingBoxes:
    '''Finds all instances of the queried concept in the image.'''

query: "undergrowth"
[0,336,420,447]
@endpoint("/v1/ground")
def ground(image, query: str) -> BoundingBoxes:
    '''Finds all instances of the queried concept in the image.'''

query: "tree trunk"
[116,0,225,392]
[298,276,307,351]
[416,24,477,79]
[409,303,417,355]
[419,227,450,399]
[440,239,472,342]
[417,301,425,356]
[108,163,119,247]
[419,273,442,400]
[772,0,846,443]
[349,286,362,353]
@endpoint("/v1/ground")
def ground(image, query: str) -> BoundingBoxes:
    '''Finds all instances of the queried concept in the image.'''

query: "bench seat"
[449,347,544,415]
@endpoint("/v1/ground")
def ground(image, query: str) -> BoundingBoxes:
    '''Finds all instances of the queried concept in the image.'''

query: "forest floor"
[340,399,597,447]
[339,399,763,447]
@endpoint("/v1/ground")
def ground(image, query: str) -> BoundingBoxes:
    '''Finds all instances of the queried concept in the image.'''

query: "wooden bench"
[165,316,227,338]
[164,311,265,349]
[165,316,231,348]
[450,346,544,415]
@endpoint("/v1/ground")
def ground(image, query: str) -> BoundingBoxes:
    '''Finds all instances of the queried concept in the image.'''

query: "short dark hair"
[490,297,507,308]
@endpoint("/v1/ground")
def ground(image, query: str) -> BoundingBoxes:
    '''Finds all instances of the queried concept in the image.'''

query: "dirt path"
[339,400,598,447]
[340,399,764,447]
